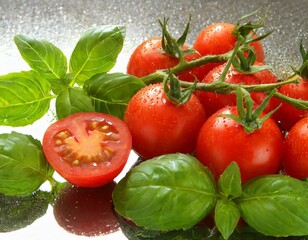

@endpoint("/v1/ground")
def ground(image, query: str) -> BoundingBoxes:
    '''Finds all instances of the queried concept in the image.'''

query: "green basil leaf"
[55,87,95,119]
[84,72,145,119]
[50,73,74,95]
[113,153,217,231]
[0,71,53,126]
[218,162,242,198]
[214,199,240,240]
[14,34,67,80]
[0,131,54,196]
[237,175,308,237]
[69,25,125,85]
[0,190,50,232]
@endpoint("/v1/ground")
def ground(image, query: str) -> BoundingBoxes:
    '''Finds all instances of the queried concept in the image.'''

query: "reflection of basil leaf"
[84,72,145,119]
[70,25,125,85]
[0,190,50,232]
[0,71,53,126]
[237,175,308,237]
[14,34,67,81]
[113,153,217,231]
[56,87,95,119]
[0,131,54,196]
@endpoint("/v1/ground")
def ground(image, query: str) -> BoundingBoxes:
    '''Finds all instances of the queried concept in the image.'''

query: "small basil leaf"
[14,34,67,80]
[214,199,240,240]
[55,87,95,119]
[0,131,54,196]
[237,175,308,237]
[84,72,145,119]
[218,162,242,198]
[113,153,217,231]
[70,25,125,85]
[0,190,50,232]
[0,71,53,126]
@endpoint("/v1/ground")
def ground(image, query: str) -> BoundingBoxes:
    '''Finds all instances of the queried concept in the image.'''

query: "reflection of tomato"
[124,83,206,159]
[196,106,283,183]
[283,116,308,179]
[42,112,131,187]
[127,37,207,82]
[53,182,119,236]
[196,62,279,117]
[193,22,265,76]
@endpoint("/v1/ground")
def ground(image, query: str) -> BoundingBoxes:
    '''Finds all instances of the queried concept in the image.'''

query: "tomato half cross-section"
[42,112,132,187]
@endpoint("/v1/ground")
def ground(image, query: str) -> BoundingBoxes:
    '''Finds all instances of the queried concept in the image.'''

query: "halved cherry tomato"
[42,112,132,187]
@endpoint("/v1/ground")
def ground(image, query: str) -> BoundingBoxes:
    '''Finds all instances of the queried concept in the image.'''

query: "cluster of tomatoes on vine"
[123,13,308,183]
[43,12,308,189]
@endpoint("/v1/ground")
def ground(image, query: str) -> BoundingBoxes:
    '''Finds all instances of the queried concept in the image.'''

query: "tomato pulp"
[42,112,132,187]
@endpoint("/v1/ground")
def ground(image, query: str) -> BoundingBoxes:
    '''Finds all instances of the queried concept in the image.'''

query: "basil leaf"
[113,153,217,231]
[14,34,67,80]
[50,73,74,95]
[0,71,53,126]
[237,175,308,237]
[69,25,125,85]
[56,87,95,119]
[0,131,54,196]
[84,72,145,119]
[214,199,240,240]
[0,190,50,232]
[218,162,242,198]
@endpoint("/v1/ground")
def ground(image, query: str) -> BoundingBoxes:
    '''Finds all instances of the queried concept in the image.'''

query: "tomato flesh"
[43,112,132,187]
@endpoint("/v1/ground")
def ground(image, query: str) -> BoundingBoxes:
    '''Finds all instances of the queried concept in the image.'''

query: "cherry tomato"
[42,112,132,187]
[196,106,283,183]
[272,76,308,131]
[193,22,265,76]
[196,62,280,117]
[283,116,308,179]
[53,182,119,236]
[126,37,207,82]
[124,83,207,159]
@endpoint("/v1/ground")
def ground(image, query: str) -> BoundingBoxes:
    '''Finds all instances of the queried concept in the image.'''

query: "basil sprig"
[113,155,308,239]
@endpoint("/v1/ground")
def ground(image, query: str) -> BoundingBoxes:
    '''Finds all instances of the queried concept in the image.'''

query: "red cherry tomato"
[126,37,207,82]
[124,83,207,159]
[283,116,308,179]
[273,76,308,131]
[196,106,283,183]
[196,62,280,117]
[193,22,265,76]
[42,112,132,187]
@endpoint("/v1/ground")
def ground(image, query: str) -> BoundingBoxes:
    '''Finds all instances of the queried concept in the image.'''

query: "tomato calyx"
[159,16,195,60]
[221,87,280,133]
[163,70,197,105]
[291,40,308,79]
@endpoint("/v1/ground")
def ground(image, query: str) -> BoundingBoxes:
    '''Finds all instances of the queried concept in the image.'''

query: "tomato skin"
[283,116,308,179]
[124,83,207,159]
[42,112,132,188]
[126,37,207,82]
[273,76,308,131]
[196,62,280,117]
[196,106,283,183]
[193,22,265,76]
